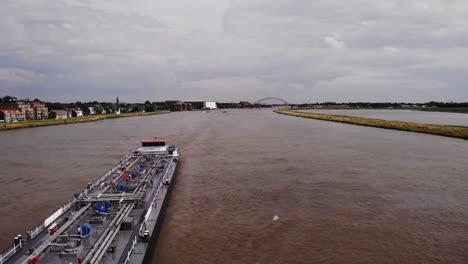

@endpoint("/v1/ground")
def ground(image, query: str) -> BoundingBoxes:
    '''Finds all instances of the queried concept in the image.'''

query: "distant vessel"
[1,139,180,264]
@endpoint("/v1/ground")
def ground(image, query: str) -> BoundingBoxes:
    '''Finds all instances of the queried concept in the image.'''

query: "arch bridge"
[254,97,289,105]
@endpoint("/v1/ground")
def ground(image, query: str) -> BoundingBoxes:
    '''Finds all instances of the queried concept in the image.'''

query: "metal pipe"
[90,204,135,264]
[80,203,131,264]
[20,204,91,264]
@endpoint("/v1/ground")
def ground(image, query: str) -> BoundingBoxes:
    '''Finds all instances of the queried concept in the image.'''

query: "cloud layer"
[1,0,467,102]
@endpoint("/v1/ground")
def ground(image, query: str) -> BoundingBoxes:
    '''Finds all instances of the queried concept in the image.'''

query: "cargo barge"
[0,139,180,264]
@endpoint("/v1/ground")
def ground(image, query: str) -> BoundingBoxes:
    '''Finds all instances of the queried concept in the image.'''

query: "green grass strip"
[274,109,468,140]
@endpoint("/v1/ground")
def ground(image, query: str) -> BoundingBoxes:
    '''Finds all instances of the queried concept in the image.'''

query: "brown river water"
[1,109,468,263]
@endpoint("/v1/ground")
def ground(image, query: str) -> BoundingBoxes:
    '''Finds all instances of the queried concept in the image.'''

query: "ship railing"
[29,198,76,239]
[138,181,162,236]
[122,235,138,264]
[122,158,175,263]
[138,158,174,235]
[0,243,22,264]
[138,158,168,233]
[28,223,45,240]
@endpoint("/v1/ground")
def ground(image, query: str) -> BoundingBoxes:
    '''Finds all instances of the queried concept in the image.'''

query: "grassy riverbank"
[297,106,468,114]
[0,111,170,131]
[275,109,468,140]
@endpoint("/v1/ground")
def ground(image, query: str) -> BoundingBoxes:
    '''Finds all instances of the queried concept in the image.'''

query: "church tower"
[116,96,121,114]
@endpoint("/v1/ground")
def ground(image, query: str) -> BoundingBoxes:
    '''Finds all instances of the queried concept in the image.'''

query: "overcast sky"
[1,0,468,103]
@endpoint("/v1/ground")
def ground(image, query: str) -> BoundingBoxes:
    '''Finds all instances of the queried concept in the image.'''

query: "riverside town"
[0,95,253,123]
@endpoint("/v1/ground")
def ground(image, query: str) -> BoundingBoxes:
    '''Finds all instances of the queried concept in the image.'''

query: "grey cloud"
[0,0,467,102]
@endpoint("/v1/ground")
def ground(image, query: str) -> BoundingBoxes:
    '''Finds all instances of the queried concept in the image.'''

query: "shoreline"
[296,107,468,114]
[0,111,171,131]
[274,109,468,140]
[403,107,468,114]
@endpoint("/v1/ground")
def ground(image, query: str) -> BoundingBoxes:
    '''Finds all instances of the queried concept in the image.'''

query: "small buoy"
[272,215,279,221]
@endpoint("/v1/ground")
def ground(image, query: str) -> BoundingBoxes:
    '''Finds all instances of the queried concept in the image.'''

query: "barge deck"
[0,140,180,264]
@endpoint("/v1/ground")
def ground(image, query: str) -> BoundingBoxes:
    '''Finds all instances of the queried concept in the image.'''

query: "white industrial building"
[204,101,217,110]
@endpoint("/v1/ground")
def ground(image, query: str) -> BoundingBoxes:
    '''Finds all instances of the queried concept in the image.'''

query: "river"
[1,109,468,263]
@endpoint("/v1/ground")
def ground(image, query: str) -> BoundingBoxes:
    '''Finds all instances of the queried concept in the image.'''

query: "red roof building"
[0,109,25,122]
